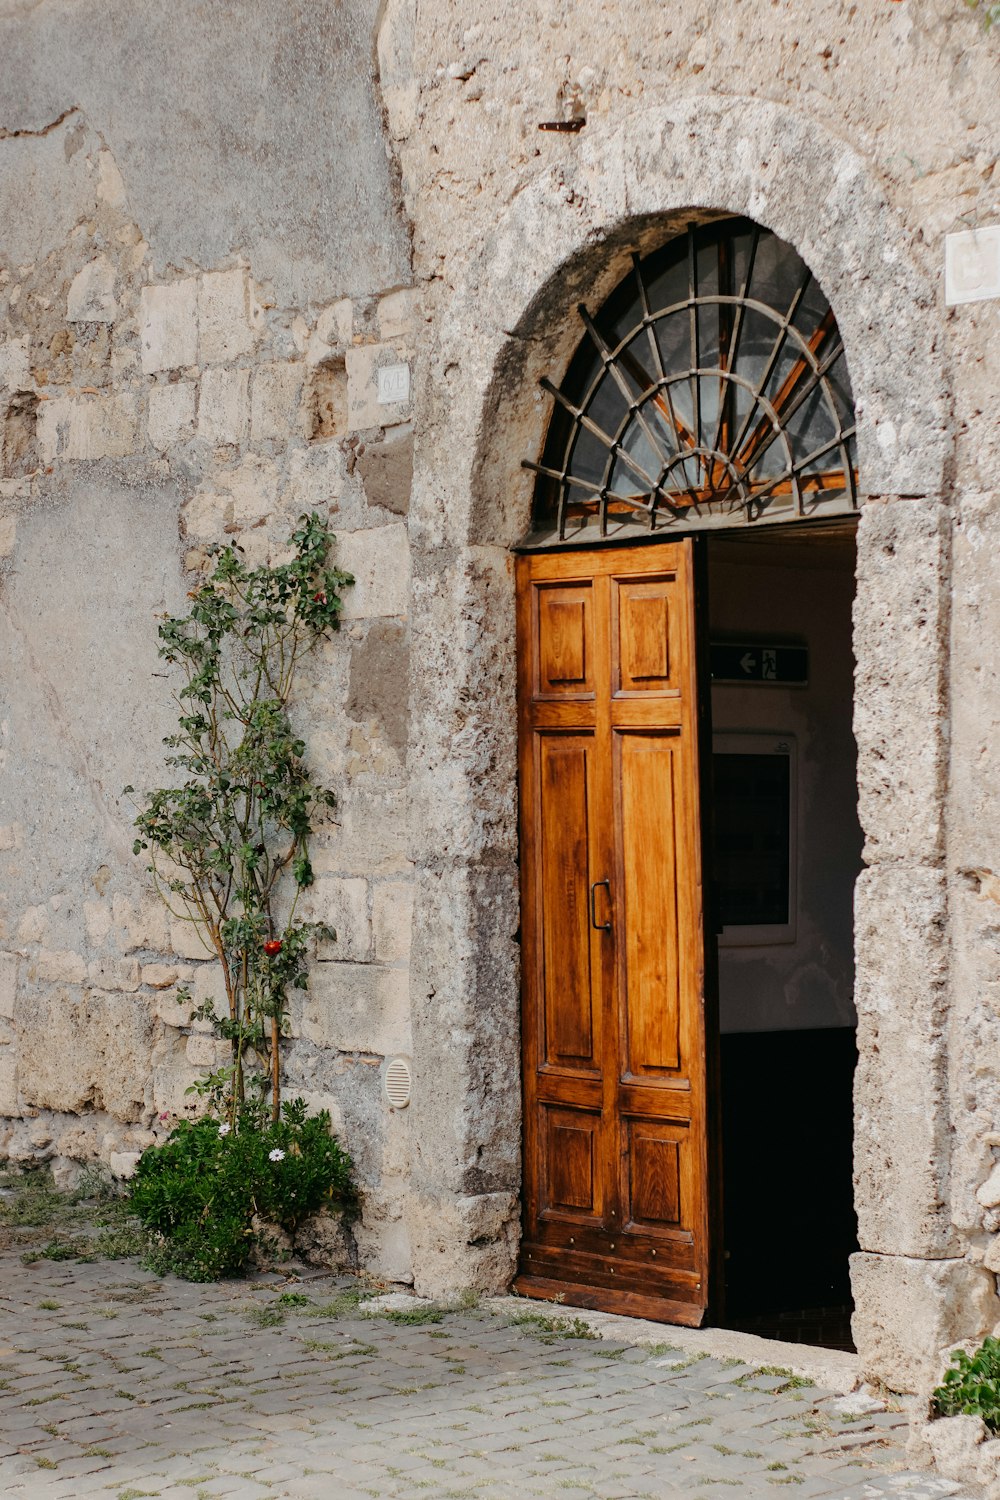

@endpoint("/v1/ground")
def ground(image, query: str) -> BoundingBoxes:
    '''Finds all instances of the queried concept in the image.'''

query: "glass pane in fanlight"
[609,453,650,499]
[789,274,834,343]
[783,381,837,463]
[586,371,628,441]
[653,306,690,376]
[730,306,785,408]
[565,477,599,511]
[620,332,659,394]
[656,375,695,449]
[747,232,807,320]
[696,372,722,453]
[661,451,701,497]
[825,349,855,426]
[568,426,608,488]
[619,421,662,488]
[694,298,721,378]
[636,389,679,457]
[560,342,603,410]
[696,235,721,300]
[730,224,757,295]
[600,285,644,350]
[644,252,688,316]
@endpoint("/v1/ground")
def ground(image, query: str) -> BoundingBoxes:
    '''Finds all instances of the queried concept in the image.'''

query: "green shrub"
[932,1335,1000,1430]
[129,1102,354,1282]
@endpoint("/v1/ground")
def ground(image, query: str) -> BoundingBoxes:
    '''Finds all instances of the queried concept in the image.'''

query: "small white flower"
[268,1148,285,1162]
[218,1123,231,1138]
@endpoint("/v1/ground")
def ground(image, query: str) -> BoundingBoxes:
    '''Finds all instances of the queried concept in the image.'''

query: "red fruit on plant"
[263,939,283,956]
[313,592,327,604]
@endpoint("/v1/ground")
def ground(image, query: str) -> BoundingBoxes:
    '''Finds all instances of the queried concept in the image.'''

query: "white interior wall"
[708,530,860,1034]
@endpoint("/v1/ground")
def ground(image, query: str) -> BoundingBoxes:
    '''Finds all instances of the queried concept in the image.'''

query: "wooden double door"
[515,541,712,1325]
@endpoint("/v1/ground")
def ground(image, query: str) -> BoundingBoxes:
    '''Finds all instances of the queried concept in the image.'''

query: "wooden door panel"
[540,1105,603,1221]
[535,582,596,700]
[613,576,682,697]
[623,1117,698,1240]
[617,731,682,1078]
[537,732,600,1071]
[516,543,709,1325]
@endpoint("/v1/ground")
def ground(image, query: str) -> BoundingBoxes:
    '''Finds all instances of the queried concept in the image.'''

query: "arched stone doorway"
[403,94,993,1390]
[512,215,861,1339]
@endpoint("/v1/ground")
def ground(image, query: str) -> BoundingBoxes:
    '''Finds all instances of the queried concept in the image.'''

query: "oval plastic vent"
[383,1055,412,1110]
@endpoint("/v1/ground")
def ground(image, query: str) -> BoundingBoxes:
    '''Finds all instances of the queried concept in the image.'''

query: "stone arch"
[405,94,971,1387]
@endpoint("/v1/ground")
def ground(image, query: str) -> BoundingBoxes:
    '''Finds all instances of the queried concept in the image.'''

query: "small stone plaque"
[945,226,1000,306]
[377,362,410,405]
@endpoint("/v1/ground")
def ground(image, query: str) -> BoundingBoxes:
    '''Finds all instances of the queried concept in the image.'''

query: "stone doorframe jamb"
[403,92,964,1385]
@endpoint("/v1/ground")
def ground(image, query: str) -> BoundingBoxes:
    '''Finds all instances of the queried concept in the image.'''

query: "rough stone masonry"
[1,0,1000,1410]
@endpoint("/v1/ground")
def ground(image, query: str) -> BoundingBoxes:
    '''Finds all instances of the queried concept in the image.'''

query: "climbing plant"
[127,513,353,1126]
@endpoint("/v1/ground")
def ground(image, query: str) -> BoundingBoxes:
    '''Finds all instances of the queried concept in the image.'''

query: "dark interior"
[706,524,861,1351]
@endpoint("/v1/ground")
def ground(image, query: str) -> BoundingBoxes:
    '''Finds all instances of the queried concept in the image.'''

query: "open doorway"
[706,523,861,1350]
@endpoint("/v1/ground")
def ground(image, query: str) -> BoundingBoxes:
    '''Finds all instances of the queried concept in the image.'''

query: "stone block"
[337,524,410,620]
[198,267,261,364]
[154,987,194,1029]
[0,1054,19,1116]
[140,280,199,373]
[112,893,171,954]
[854,496,948,864]
[0,951,17,1020]
[148,382,196,449]
[109,1151,141,1180]
[67,257,116,323]
[922,1415,986,1482]
[59,394,140,461]
[251,362,304,442]
[170,917,215,961]
[377,287,419,345]
[88,956,141,992]
[853,865,957,1256]
[0,336,30,392]
[306,298,353,364]
[84,899,112,946]
[141,963,180,990]
[0,515,15,558]
[407,1190,519,1299]
[311,785,411,876]
[373,882,414,964]
[300,877,370,962]
[186,1034,229,1067]
[293,1210,357,1271]
[302,962,410,1055]
[851,1251,998,1391]
[357,426,413,516]
[289,1089,345,1133]
[190,962,228,1024]
[347,620,409,757]
[354,1196,413,1283]
[31,948,87,985]
[345,343,412,430]
[198,366,249,445]
[15,988,153,1123]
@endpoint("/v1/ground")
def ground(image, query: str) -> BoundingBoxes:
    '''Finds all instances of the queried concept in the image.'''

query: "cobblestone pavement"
[0,1249,980,1500]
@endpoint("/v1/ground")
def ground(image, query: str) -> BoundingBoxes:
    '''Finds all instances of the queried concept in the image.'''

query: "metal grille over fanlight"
[523,217,858,546]
[382,1055,412,1110]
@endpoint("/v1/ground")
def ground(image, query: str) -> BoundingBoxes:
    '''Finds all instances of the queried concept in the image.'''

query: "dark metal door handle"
[590,879,611,933]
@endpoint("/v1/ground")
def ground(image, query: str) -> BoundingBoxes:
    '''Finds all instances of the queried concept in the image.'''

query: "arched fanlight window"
[524,218,858,546]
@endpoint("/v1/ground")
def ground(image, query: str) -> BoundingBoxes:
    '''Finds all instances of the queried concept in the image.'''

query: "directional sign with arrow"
[710,642,809,686]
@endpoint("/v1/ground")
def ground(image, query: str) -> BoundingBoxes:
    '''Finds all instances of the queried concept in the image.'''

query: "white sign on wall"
[945,226,1000,307]
[377,362,411,405]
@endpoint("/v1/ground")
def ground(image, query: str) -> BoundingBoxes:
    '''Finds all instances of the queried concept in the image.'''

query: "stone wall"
[2,0,1000,1396]
[0,7,421,1284]
[378,0,1000,1385]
